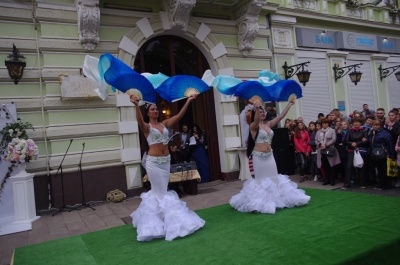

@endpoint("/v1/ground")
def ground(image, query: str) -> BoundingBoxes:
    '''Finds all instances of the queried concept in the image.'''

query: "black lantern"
[282,61,311,86]
[378,64,400,82]
[5,44,26,85]
[333,63,363,85]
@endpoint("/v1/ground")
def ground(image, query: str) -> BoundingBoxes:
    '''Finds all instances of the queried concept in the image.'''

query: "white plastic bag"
[353,150,364,168]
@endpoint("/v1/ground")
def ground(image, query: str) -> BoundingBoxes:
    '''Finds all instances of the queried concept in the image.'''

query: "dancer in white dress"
[129,95,205,241]
[230,100,310,214]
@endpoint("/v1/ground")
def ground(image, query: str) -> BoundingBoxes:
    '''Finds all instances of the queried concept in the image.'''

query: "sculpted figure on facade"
[76,0,100,50]
[165,0,196,30]
[236,0,266,56]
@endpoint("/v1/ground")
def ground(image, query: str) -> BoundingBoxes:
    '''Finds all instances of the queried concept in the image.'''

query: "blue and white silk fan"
[155,75,210,102]
[98,53,157,104]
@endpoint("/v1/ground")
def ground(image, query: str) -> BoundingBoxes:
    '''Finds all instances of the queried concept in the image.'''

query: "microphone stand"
[75,143,95,211]
[52,139,76,216]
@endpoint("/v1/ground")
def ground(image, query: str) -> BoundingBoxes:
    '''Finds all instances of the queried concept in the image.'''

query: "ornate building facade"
[0,0,399,210]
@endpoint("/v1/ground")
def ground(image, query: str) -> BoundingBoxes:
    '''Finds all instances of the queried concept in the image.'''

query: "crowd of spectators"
[285,104,400,190]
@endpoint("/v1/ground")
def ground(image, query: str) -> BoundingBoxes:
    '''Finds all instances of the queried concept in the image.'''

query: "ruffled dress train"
[131,156,205,241]
[230,153,310,214]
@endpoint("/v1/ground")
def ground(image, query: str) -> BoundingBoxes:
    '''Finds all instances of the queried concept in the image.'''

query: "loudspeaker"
[272,128,290,155]
[274,153,295,175]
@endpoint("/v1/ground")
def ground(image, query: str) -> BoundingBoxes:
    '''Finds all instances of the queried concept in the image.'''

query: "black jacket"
[345,127,368,151]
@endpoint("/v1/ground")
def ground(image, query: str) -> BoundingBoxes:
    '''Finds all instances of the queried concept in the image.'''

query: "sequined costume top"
[255,129,274,144]
[147,123,169,145]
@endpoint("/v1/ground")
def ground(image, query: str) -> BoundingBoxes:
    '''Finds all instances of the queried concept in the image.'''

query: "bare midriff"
[253,142,272,153]
[147,143,169,156]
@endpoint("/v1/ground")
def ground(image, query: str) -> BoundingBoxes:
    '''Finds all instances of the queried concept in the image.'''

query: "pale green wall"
[0,22,36,38]
[47,109,118,125]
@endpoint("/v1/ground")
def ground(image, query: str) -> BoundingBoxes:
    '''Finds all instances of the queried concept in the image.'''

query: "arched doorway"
[134,35,221,181]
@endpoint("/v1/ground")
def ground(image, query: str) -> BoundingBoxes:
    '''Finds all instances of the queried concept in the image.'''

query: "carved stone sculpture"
[76,0,100,50]
[165,0,196,30]
[236,0,266,56]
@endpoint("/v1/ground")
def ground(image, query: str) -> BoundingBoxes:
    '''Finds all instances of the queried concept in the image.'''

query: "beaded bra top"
[147,123,169,146]
[255,129,274,144]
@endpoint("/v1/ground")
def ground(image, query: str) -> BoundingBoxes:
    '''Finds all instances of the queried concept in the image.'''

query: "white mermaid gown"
[230,152,310,214]
[131,155,205,241]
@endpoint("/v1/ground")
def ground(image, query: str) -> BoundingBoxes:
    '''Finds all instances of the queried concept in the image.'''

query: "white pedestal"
[237,147,252,181]
[0,166,40,236]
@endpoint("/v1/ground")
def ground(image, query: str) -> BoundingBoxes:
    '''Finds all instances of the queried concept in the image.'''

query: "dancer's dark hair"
[246,109,260,158]
[143,103,159,123]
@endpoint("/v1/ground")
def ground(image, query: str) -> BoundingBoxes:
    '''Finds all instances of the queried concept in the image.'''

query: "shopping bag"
[387,157,399,177]
[353,150,364,168]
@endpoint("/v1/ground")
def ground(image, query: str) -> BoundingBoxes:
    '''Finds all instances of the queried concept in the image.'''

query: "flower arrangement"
[0,119,38,198]
[4,138,39,164]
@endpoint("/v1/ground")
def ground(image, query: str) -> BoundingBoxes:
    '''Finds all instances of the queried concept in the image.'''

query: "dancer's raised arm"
[163,95,197,128]
[268,100,295,128]
[130,95,149,134]
[250,102,262,131]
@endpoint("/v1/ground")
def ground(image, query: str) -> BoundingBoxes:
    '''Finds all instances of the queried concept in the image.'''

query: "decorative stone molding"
[389,5,399,23]
[236,0,266,56]
[75,0,100,50]
[327,50,349,58]
[370,53,390,60]
[164,0,196,30]
[272,28,293,48]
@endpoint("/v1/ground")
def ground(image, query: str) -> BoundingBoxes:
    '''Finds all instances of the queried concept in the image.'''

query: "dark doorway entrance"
[134,35,221,181]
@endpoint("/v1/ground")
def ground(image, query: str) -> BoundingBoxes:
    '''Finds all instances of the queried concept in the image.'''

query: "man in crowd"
[375,108,386,127]
[180,124,191,162]
[361,103,375,119]
[329,109,341,128]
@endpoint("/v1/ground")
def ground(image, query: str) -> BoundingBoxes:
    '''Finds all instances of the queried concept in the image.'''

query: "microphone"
[83,143,85,147]
[70,139,73,142]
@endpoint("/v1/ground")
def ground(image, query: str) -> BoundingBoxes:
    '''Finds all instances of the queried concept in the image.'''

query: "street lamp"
[282,61,311,86]
[5,44,26,85]
[378,64,400,81]
[333,63,363,85]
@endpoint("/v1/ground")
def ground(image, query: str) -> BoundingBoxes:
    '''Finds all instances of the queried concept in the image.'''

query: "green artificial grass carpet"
[14,189,400,265]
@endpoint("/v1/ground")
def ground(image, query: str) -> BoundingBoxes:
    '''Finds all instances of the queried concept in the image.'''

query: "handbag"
[371,132,386,160]
[371,147,386,160]
[321,147,335,157]
[387,157,399,177]
[353,150,364,168]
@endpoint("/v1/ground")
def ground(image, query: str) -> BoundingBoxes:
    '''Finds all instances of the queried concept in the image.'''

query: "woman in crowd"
[190,123,212,183]
[335,120,350,183]
[229,100,310,214]
[285,118,295,154]
[343,117,369,189]
[368,120,395,190]
[384,109,400,147]
[383,109,400,187]
[315,118,341,186]
[314,122,326,182]
[129,95,205,241]
[308,121,320,181]
[294,121,311,182]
